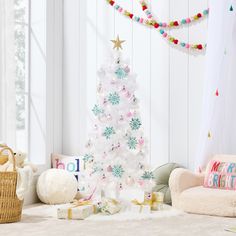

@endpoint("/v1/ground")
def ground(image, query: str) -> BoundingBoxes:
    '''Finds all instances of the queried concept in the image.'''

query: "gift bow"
[131,199,147,213]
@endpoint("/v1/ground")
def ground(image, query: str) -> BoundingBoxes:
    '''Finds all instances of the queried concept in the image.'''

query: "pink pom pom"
[118,8,122,12]
[185,44,190,48]
[147,14,152,19]
[162,23,167,27]
[140,18,144,23]
[163,33,167,37]
[186,18,191,23]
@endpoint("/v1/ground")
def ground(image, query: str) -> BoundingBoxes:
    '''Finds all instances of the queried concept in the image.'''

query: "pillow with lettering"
[51,154,84,184]
[204,160,236,190]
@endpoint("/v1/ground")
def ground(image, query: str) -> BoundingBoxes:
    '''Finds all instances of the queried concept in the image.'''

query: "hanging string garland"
[139,0,209,29]
[106,0,208,51]
[139,0,207,50]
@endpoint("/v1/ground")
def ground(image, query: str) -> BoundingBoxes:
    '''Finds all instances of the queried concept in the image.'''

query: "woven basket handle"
[0,144,16,171]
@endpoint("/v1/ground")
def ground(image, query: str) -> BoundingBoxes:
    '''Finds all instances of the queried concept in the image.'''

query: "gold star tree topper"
[111,35,125,50]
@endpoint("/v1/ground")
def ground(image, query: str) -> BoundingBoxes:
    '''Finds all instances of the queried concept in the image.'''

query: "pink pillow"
[204,160,236,190]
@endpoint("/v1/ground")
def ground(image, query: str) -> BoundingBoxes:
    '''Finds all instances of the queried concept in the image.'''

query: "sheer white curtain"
[0,0,16,147]
[195,0,236,171]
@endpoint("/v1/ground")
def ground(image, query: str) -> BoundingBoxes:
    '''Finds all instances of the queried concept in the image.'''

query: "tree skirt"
[87,205,184,221]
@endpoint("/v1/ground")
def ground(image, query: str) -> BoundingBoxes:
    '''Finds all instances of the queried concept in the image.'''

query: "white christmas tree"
[81,36,154,199]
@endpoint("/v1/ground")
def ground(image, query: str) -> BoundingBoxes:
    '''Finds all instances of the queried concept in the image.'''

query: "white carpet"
[0,204,236,236]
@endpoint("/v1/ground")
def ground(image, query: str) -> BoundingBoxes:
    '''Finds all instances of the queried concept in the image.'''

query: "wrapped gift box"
[130,203,151,214]
[57,205,94,220]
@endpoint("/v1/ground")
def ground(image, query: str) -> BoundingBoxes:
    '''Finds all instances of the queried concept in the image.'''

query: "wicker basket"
[0,145,23,223]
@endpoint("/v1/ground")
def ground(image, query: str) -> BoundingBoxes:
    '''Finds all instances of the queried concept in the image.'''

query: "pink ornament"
[127,111,132,117]
[107,165,112,172]
[186,18,191,23]
[124,66,130,73]
[163,33,167,38]
[139,137,144,146]
[138,180,145,187]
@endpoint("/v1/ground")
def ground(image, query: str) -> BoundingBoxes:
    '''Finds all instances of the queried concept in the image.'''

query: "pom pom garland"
[106,0,208,51]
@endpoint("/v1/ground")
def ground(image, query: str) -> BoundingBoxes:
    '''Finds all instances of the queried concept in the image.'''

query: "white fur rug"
[1,204,236,236]
[87,205,183,221]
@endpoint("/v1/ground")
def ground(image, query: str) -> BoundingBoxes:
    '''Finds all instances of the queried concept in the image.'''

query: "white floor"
[0,204,236,236]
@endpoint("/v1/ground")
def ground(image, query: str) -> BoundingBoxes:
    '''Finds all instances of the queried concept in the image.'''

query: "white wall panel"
[63,0,208,169]
[169,0,189,166]
[150,0,170,167]
[188,0,208,169]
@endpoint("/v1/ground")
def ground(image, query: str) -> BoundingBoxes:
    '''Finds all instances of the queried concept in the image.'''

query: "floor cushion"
[178,186,236,216]
[152,163,183,205]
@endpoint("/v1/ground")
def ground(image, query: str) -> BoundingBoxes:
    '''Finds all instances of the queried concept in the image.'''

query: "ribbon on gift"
[72,199,97,213]
[131,199,147,213]
[64,199,97,219]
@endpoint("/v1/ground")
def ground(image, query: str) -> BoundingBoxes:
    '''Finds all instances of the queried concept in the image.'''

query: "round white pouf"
[37,169,78,204]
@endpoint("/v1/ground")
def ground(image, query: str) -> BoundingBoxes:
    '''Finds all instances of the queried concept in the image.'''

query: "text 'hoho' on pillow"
[204,160,236,190]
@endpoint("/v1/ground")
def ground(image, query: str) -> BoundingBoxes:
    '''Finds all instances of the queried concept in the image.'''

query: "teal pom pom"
[181,19,186,24]
[203,9,208,15]
[181,42,186,47]
[230,5,233,11]
[160,29,164,34]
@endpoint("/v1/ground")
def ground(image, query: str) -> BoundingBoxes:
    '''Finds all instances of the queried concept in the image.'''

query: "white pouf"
[37,169,78,204]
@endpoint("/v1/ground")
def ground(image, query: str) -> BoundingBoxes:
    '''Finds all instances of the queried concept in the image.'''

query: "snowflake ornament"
[115,67,127,79]
[92,104,104,116]
[127,137,138,150]
[130,118,142,130]
[141,171,154,180]
[112,165,124,178]
[108,92,120,105]
[103,127,115,139]
[83,154,94,163]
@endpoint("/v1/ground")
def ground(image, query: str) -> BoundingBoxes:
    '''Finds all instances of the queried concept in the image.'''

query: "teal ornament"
[108,92,120,105]
[92,104,104,116]
[83,154,94,163]
[103,127,115,139]
[230,5,233,11]
[112,165,124,178]
[141,171,154,180]
[115,67,127,79]
[130,118,142,130]
[127,137,138,150]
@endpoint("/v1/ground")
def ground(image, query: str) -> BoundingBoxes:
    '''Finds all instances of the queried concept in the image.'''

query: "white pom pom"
[37,169,77,204]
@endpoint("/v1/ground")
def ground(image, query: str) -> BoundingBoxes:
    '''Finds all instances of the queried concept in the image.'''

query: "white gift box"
[57,204,94,220]
[130,204,151,214]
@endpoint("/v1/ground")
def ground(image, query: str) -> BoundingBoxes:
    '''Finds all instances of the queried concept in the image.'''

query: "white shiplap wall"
[63,0,208,169]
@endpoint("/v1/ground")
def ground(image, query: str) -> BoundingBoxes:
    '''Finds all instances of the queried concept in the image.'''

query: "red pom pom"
[142,5,147,11]
[197,44,203,50]
[173,39,178,44]
[154,23,159,28]
[173,21,179,26]
[110,1,115,6]
[129,14,134,19]
[197,13,202,18]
